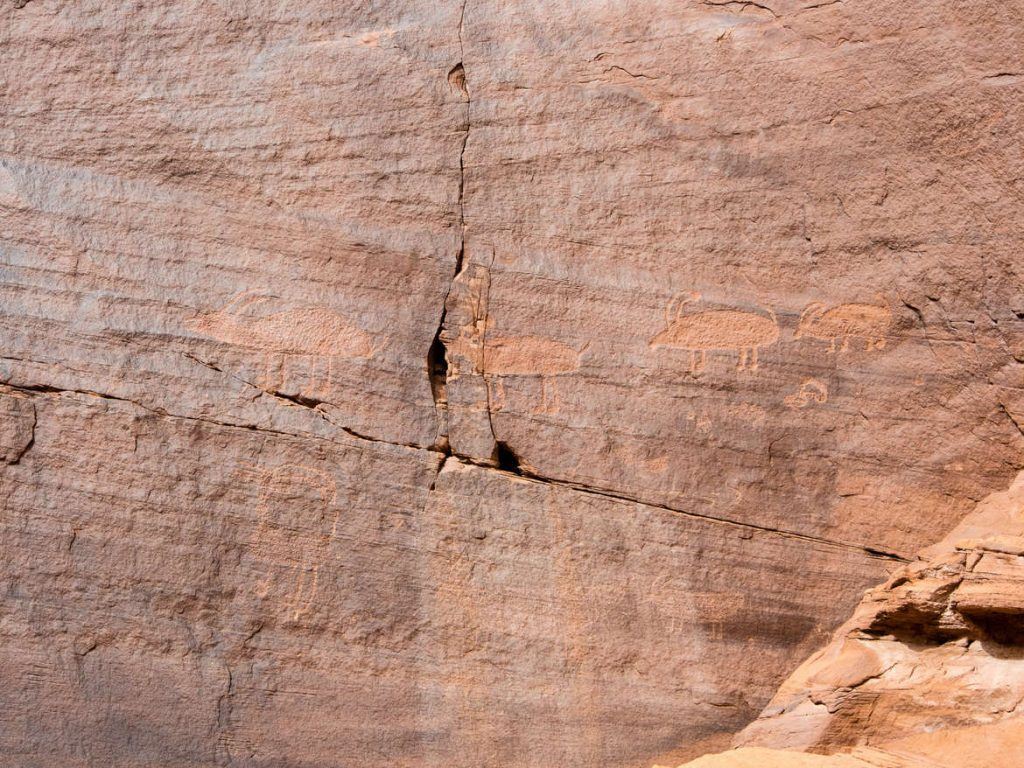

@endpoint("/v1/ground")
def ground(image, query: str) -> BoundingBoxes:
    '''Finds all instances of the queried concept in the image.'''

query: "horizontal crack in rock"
[4,380,908,562]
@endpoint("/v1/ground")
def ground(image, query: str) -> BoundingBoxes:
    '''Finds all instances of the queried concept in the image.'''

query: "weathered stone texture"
[2,0,1023,765]
[678,471,1024,767]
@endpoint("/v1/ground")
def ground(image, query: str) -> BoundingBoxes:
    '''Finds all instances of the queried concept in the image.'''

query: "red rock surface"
[677,471,1024,767]
[1,1,1023,766]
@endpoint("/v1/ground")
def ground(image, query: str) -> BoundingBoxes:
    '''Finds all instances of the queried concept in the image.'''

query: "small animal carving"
[784,378,828,409]
[649,292,779,372]
[483,334,581,414]
[250,465,338,621]
[187,292,375,398]
[796,296,891,352]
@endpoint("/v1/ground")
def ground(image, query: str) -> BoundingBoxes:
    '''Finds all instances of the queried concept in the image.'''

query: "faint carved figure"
[484,334,582,414]
[250,464,339,621]
[784,378,828,409]
[187,292,375,398]
[649,292,779,372]
[796,296,891,352]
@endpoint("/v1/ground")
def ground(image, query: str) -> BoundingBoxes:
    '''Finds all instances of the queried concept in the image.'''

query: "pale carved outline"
[186,291,376,399]
[649,292,780,373]
[248,463,339,622]
[796,295,892,353]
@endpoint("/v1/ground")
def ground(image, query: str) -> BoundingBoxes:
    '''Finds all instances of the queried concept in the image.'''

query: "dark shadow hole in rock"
[494,441,522,474]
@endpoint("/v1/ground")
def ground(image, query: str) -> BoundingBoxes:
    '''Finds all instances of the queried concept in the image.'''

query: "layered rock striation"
[2,0,1023,766]
[679,471,1024,767]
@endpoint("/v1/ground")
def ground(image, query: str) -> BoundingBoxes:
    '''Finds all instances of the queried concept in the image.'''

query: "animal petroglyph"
[187,292,375,398]
[796,297,892,352]
[483,335,580,376]
[249,465,338,621]
[784,378,828,409]
[649,293,779,372]
[483,334,582,415]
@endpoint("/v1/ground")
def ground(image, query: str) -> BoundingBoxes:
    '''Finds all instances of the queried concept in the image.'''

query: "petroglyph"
[249,464,339,621]
[784,378,828,409]
[796,296,892,352]
[649,293,779,372]
[483,335,580,376]
[483,334,581,414]
[187,292,375,398]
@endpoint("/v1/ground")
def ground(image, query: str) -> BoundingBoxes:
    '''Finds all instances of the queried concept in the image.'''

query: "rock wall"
[1,1,1023,766]
[678,471,1024,767]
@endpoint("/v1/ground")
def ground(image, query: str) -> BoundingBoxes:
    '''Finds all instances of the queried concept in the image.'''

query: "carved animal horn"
[666,291,700,323]
[795,302,825,337]
[799,302,825,322]
[665,295,682,325]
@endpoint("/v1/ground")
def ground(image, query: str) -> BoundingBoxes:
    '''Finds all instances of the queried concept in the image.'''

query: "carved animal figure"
[483,334,582,415]
[187,292,375,397]
[796,297,891,352]
[250,465,338,621]
[649,293,779,372]
[784,378,828,409]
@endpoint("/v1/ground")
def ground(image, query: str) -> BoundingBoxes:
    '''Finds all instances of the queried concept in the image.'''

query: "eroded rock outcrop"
[678,472,1024,767]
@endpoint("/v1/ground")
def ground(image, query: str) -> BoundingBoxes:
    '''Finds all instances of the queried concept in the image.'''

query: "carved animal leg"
[539,378,562,414]
[272,354,288,391]
[291,565,319,621]
[539,378,550,413]
[737,348,747,371]
[841,337,850,353]
[259,356,273,391]
[311,357,332,401]
[750,347,759,371]
[696,350,706,372]
[828,338,836,354]
[487,377,506,411]
[689,350,698,373]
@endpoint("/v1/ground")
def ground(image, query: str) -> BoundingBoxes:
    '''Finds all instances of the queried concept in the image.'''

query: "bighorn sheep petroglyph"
[796,296,892,353]
[483,334,582,415]
[187,292,375,398]
[649,292,779,372]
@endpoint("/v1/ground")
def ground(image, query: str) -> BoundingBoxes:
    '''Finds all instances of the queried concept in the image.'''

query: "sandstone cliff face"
[1,1,1023,766]
[678,471,1024,767]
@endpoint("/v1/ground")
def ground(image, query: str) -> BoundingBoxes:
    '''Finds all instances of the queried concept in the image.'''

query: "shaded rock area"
[1,0,1023,766]
[677,471,1024,767]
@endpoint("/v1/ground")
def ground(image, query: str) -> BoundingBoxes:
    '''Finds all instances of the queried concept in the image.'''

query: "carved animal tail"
[220,290,268,317]
[796,302,825,337]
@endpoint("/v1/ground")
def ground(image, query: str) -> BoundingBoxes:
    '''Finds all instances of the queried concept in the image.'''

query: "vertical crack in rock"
[476,248,501,458]
[215,664,236,767]
[998,400,1024,441]
[428,0,471,453]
